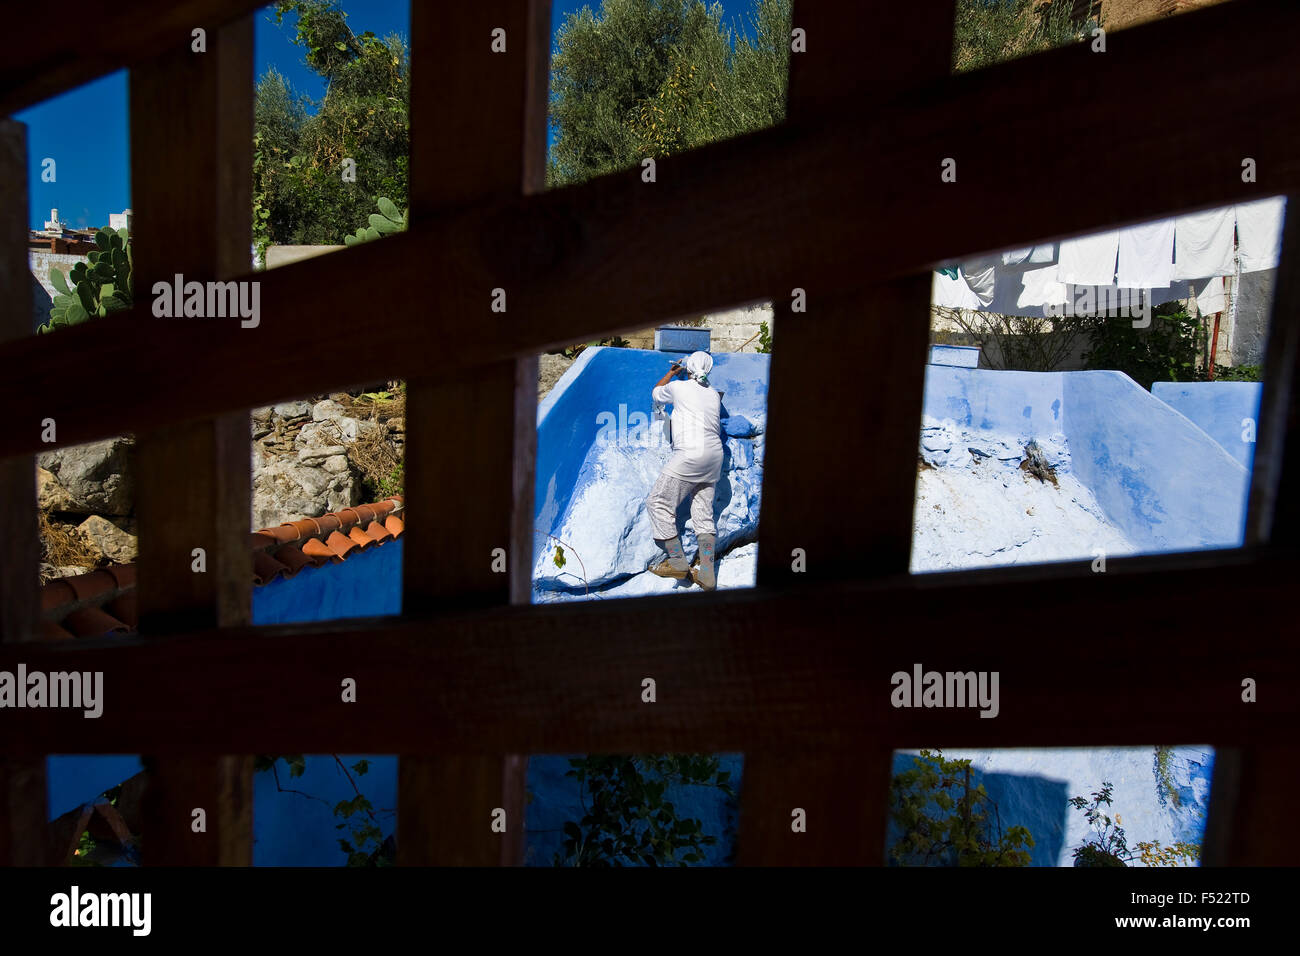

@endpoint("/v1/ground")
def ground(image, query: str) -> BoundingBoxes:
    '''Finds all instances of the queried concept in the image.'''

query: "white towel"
[1057,230,1119,286]
[1017,264,1068,309]
[1117,218,1175,289]
[1195,276,1225,316]
[931,270,981,309]
[1172,206,1235,280]
[1236,196,1287,272]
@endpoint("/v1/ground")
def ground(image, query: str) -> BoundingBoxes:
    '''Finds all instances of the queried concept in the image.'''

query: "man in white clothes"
[646,350,724,590]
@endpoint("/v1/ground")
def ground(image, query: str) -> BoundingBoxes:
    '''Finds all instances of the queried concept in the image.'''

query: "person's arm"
[654,361,683,389]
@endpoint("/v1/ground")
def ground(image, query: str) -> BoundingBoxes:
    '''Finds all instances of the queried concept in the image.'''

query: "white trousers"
[646,471,716,540]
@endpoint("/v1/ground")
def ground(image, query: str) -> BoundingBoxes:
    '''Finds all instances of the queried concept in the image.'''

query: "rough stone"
[251,406,274,422]
[273,401,311,418]
[76,514,138,564]
[322,455,351,474]
[36,466,75,512]
[36,437,134,515]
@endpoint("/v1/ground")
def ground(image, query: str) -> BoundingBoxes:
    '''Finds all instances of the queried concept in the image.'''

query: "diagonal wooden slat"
[398,0,549,866]
[0,550,1294,756]
[127,16,256,866]
[0,0,1296,459]
[1,0,270,117]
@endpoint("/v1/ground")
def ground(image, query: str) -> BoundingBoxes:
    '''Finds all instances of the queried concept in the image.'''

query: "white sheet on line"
[1172,206,1236,280]
[1057,230,1120,286]
[1236,196,1287,272]
[959,258,998,308]
[1196,276,1226,316]
[1117,218,1175,289]
[1000,243,1056,266]
[1017,264,1069,308]
[932,270,981,309]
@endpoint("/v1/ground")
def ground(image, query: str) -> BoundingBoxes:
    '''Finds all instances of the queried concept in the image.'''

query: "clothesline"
[932,196,1286,318]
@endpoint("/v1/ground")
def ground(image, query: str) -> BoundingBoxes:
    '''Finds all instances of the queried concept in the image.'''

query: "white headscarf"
[684,350,713,385]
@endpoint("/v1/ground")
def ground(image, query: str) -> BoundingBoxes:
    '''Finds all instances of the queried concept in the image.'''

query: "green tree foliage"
[253,0,409,261]
[547,0,790,187]
[1078,303,1205,391]
[553,754,736,866]
[42,226,132,334]
[953,0,1095,74]
[888,749,1034,866]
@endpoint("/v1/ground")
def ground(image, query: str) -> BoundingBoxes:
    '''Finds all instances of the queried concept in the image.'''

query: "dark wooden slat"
[0,119,39,643]
[397,755,527,866]
[1246,193,1299,547]
[0,0,1297,457]
[139,756,252,866]
[131,17,252,635]
[0,550,1294,755]
[400,1,547,864]
[128,18,256,866]
[757,255,932,585]
[737,748,893,866]
[1,0,268,117]
[0,758,48,866]
[743,0,954,863]
[1201,746,1300,866]
[0,119,50,868]
[759,1,948,584]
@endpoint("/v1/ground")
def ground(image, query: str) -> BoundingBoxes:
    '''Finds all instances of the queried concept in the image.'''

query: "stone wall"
[29,250,85,332]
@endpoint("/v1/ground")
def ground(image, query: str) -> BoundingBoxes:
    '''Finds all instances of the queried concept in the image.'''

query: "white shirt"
[652,379,724,483]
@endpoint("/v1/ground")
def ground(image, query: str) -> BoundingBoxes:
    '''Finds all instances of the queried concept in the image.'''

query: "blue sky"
[15,0,761,229]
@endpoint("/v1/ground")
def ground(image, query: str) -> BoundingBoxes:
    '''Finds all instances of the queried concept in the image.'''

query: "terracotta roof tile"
[37,497,404,638]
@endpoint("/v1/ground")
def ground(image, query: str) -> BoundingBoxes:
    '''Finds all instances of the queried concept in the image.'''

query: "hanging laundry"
[1057,230,1119,286]
[1236,196,1287,272]
[1000,243,1056,266]
[1195,276,1225,316]
[1017,264,1068,309]
[1117,218,1175,289]
[958,257,998,308]
[932,269,981,310]
[1172,205,1235,280]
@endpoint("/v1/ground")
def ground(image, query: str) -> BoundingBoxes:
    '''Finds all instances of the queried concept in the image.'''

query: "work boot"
[650,536,689,579]
[691,533,717,591]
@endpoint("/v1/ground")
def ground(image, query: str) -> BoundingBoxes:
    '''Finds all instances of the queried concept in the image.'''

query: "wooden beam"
[0,549,1294,755]
[737,748,893,866]
[0,0,1297,457]
[139,756,252,866]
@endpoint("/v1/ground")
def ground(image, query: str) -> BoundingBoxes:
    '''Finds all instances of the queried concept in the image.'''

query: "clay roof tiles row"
[37,496,403,640]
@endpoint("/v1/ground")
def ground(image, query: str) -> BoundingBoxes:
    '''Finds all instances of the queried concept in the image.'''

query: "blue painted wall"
[1063,372,1248,551]
[525,754,743,866]
[46,755,143,820]
[252,754,396,866]
[252,537,403,624]
[1151,381,1263,470]
[920,365,1250,552]
[534,347,770,571]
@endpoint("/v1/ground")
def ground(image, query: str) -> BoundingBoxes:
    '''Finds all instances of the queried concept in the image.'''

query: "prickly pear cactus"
[343,197,407,246]
[43,226,133,333]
